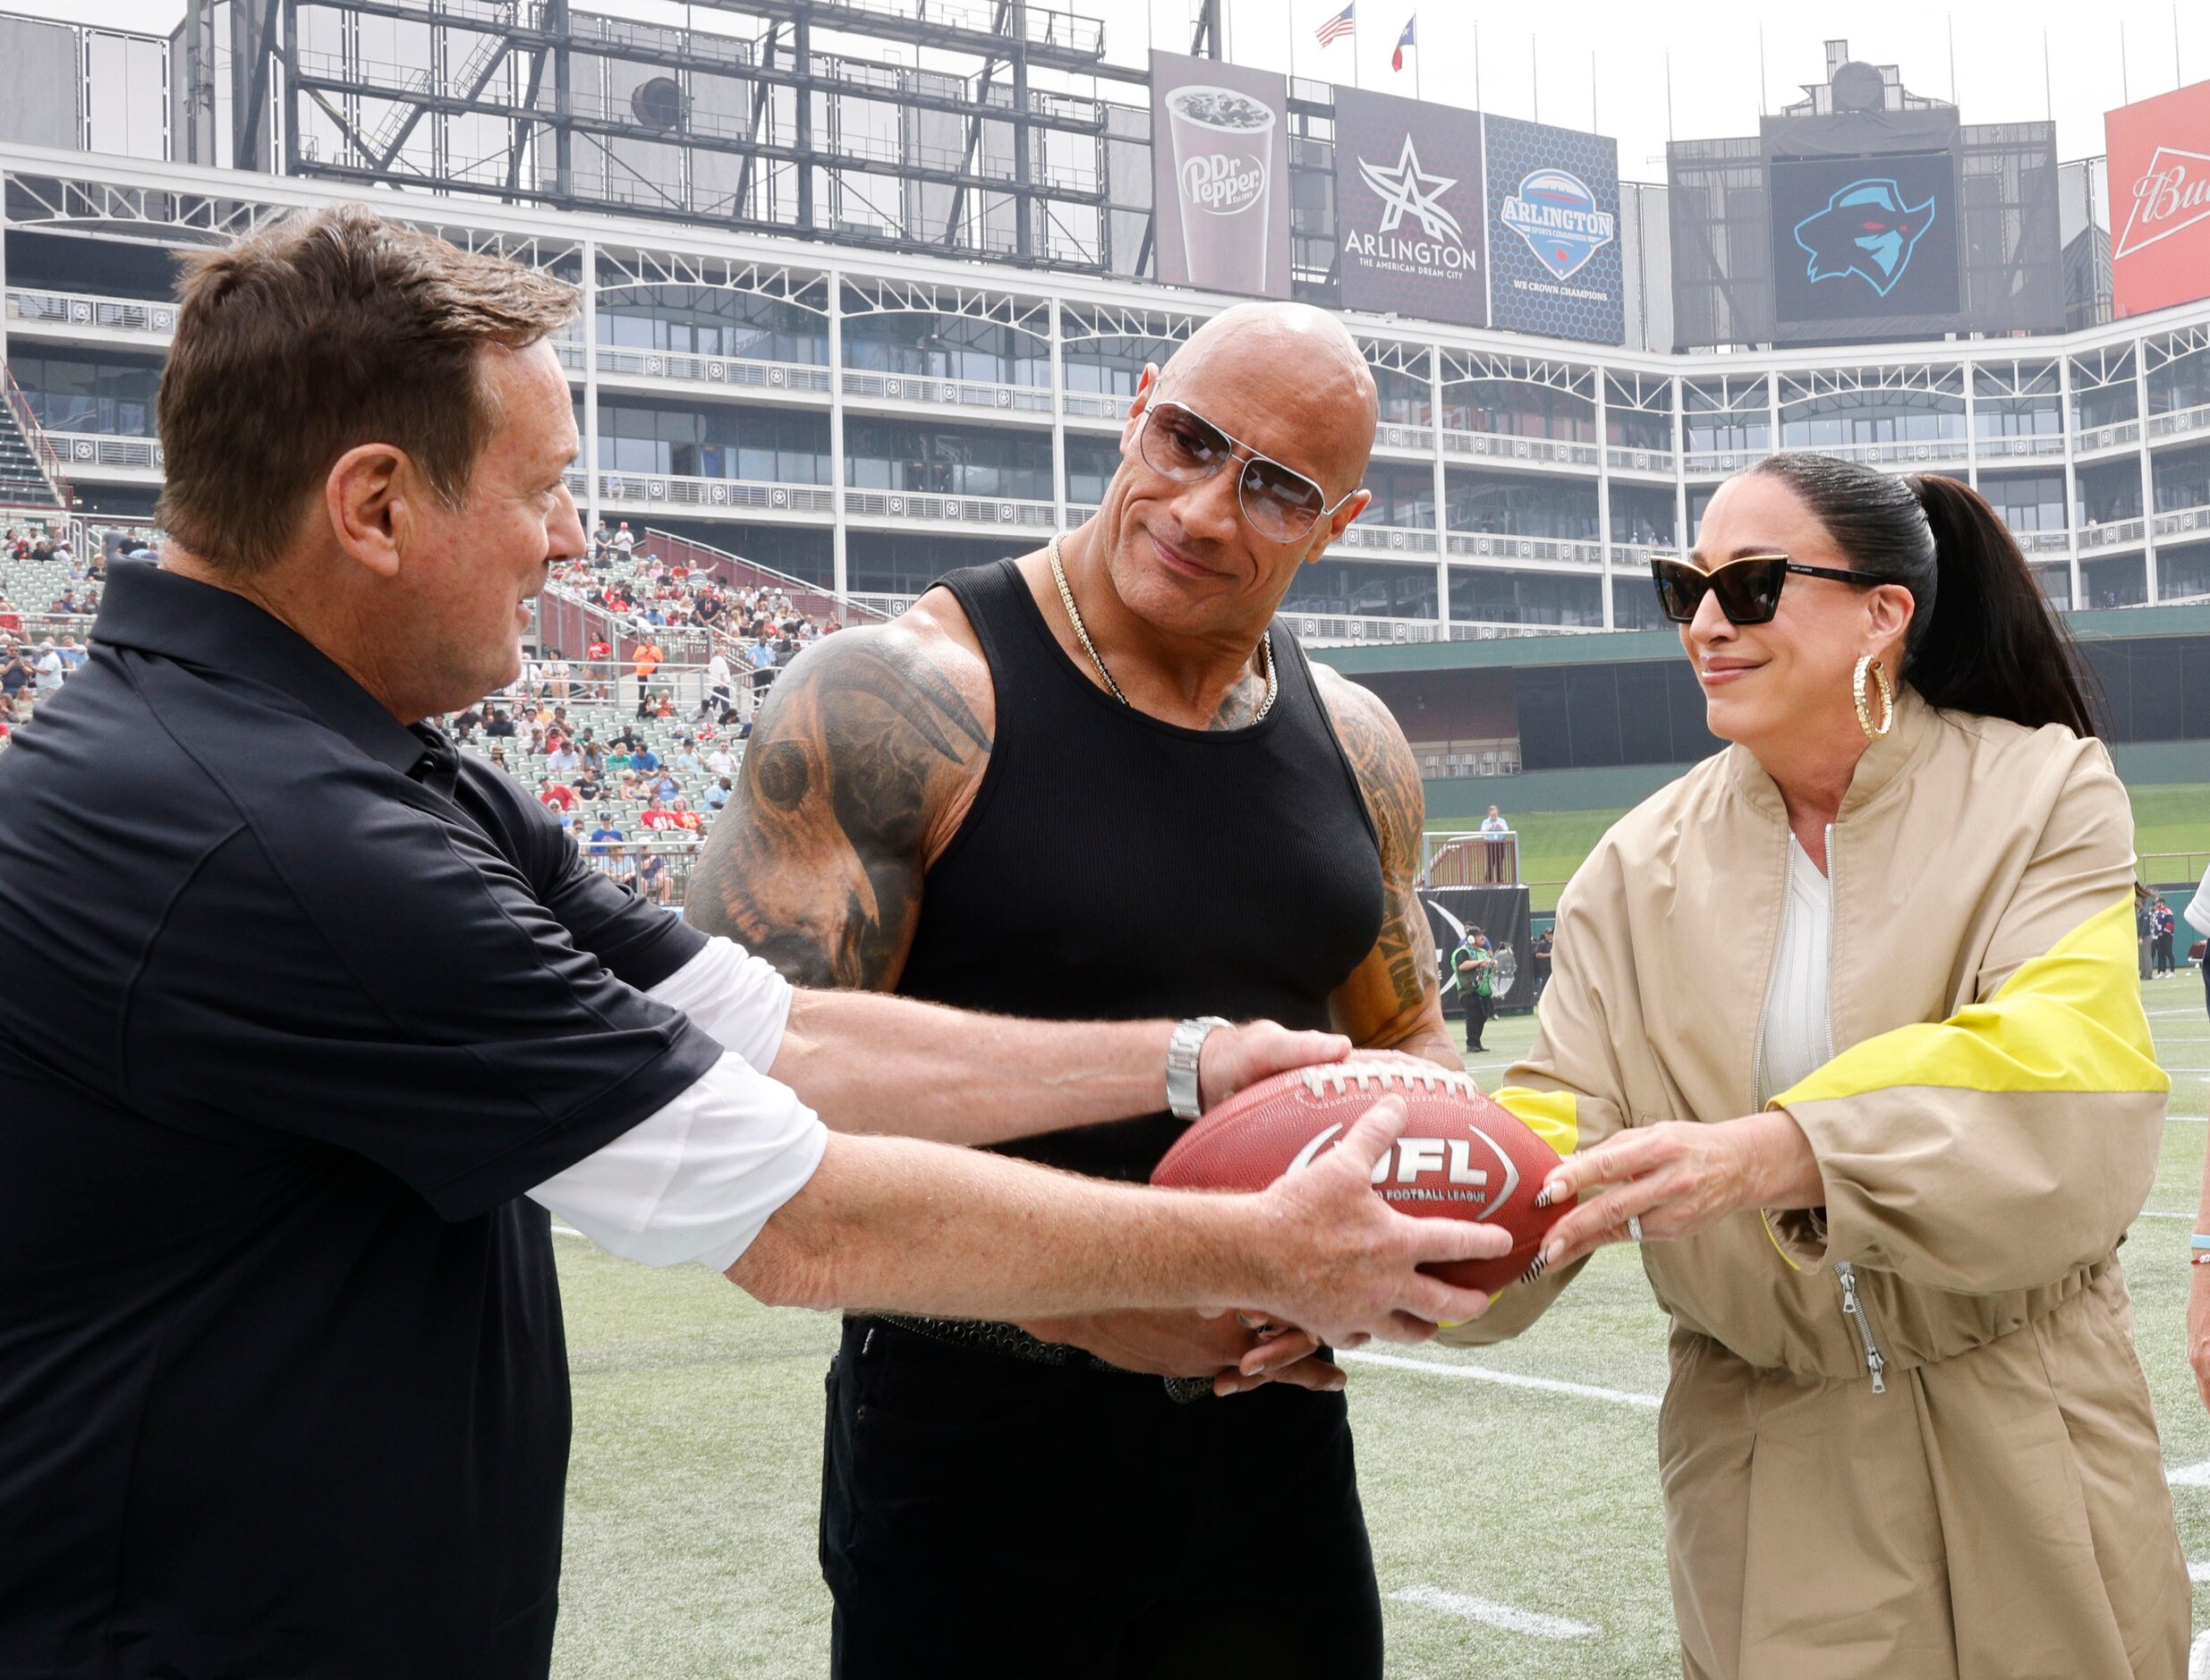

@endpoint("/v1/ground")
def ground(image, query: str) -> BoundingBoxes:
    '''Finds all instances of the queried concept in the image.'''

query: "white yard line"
[1339,1348,1662,1409]
[2138,1209,2194,1220]
[551,1224,587,1239]
[2168,1462,2210,1489]
[1389,1585,1596,1640]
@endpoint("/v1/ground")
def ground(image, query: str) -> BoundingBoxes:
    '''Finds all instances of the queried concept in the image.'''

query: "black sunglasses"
[1649,553,1874,626]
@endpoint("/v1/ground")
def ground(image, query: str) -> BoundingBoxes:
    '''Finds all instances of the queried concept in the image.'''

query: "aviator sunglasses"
[1649,552,1874,626]
[1138,399,1359,544]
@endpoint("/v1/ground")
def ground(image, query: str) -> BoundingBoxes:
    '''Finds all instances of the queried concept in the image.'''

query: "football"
[1152,1052,1568,1295]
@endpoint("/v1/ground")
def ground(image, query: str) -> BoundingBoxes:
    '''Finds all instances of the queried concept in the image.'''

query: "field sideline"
[547,974,2210,1679]
[1454,782,2210,912]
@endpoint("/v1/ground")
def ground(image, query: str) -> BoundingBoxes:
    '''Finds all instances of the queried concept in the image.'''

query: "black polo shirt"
[0,564,724,1677]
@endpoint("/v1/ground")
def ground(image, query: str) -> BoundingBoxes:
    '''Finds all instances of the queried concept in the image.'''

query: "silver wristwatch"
[1166,1016,1232,1122]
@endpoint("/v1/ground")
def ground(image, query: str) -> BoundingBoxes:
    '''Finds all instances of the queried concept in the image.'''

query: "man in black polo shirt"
[0,208,1504,1679]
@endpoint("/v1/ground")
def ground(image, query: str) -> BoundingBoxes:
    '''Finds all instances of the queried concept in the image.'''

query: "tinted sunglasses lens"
[1712,558,1786,624]
[1143,405,1229,479]
[1241,457,1326,540]
[1651,558,1704,622]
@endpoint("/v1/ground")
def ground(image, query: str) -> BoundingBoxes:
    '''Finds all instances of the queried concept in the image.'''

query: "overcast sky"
[25,0,2209,179]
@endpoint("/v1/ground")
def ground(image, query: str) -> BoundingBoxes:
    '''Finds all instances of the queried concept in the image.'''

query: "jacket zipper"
[1836,1261,1888,1393]
[1823,824,1881,1389]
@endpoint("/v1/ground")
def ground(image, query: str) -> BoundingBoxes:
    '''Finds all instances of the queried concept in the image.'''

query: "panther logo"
[1790,178,1937,297]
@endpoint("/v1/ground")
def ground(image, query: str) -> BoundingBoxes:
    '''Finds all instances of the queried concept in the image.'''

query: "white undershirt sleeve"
[527,938,823,1270]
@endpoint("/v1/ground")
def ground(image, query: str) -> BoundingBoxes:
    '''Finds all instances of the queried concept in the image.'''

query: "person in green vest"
[1450,929,1498,1052]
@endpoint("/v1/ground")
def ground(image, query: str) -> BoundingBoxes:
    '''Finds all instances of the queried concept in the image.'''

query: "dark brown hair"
[1745,452,2103,739]
[156,203,577,575]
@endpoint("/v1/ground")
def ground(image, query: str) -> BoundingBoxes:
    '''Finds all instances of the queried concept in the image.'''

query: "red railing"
[0,364,72,512]
[642,526,888,629]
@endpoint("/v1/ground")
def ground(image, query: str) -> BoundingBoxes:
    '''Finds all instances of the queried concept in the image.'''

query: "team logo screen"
[1331,87,1488,327]
[1500,169,1617,282]
[1768,150,1961,327]
[1483,113,1626,344]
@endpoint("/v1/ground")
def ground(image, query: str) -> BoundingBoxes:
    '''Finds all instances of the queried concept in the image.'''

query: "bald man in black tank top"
[689,303,1458,1680]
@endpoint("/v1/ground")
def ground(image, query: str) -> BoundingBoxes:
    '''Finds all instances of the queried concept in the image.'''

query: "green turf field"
[547,975,2210,1679]
[1452,782,2210,912]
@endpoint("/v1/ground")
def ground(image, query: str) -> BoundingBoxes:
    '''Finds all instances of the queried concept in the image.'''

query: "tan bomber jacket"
[1453,685,2170,1381]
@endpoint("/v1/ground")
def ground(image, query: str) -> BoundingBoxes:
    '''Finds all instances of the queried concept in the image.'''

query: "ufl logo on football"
[1500,168,1617,281]
[1791,178,1936,297]
[1286,1123,1518,1209]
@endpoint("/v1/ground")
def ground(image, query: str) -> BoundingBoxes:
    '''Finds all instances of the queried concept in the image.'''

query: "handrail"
[642,526,889,626]
[0,364,72,511]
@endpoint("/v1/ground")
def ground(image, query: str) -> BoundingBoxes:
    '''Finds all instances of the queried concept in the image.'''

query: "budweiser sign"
[2106,79,2210,318]
[2114,147,2210,260]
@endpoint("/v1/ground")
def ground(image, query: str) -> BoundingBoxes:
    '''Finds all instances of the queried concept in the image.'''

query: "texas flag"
[1391,13,1415,72]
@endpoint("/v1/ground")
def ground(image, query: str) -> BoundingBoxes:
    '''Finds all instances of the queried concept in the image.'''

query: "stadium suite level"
[10,148,2210,644]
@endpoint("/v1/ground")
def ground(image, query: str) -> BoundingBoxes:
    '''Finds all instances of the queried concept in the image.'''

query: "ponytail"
[1903,474,2100,739]
[1745,453,2104,739]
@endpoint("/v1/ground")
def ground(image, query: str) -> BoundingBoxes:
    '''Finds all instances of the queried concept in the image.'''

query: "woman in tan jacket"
[1465,453,2189,1677]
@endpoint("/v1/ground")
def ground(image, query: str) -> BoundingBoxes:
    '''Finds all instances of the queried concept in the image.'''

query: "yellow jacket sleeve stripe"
[1771,896,2168,1108]
[1492,1086,1580,1158]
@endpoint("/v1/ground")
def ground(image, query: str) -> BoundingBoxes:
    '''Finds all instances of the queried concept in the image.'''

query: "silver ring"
[1626,1215,1645,1243]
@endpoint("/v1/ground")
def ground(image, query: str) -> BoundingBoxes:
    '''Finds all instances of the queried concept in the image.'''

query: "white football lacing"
[1298,1059,1482,1100]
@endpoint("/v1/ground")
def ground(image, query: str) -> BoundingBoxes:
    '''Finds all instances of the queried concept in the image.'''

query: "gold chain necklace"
[1047,535,1276,725]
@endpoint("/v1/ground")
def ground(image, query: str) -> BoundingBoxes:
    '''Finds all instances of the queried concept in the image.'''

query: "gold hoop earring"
[1853,655,1895,740]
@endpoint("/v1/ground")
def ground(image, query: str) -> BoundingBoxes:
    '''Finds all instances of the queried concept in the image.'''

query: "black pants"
[1464,990,1492,1048]
[820,1318,1382,1680]
[2155,931,2175,973]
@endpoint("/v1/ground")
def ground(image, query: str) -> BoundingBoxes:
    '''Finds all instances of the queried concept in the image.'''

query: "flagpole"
[1415,21,1424,102]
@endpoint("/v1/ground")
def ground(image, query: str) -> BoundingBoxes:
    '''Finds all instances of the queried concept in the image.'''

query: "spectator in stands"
[573,765,603,802]
[613,522,634,560]
[483,707,515,739]
[2155,895,2177,976]
[548,735,582,776]
[704,741,735,778]
[635,847,673,905]
[707,649,734,710]
[667,796,702,835]
[33,641,65,699]
[599,840,636,886]
[1532,927,1553,1004]
[451,703,483,741]
[585,811,624,856]
[55,635,85,674]
[537,776,575,814]
[670,738,703,777]
[705,775,734,813]
[488,746,508,773]
[638,797,679,834]
[631,740,660,775]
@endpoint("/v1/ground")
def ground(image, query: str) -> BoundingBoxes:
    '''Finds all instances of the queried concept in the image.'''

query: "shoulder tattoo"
[685,630,990,988]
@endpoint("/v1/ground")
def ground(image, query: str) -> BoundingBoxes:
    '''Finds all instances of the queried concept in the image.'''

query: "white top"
[527,936,827,1271]
[1756,835,1835,1107]
[1480,816,1509,836]
[2187,858,2210,939]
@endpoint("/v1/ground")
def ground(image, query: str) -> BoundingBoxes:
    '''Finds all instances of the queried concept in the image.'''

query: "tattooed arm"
[683,606,1347,1147]
[1315,669,1458,1069]
[685,612,991,990]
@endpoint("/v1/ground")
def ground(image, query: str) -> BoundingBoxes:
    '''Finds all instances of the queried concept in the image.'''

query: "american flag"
[1315,3,1356,47]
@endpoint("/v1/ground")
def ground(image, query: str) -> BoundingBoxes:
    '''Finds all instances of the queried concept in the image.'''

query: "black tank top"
[897,559,1385,1182]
